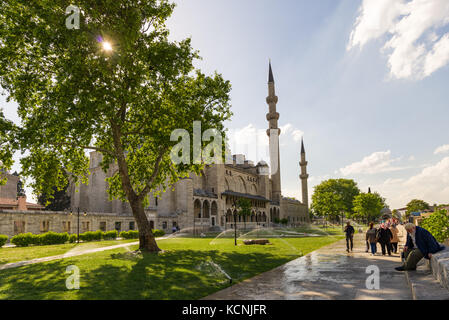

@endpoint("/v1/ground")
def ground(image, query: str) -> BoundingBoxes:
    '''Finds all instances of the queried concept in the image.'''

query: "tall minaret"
[300,138,309,210]
[266,61,282,203]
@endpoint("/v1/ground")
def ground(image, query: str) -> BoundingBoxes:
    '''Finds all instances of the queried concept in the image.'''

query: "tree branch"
[137,146,168,201]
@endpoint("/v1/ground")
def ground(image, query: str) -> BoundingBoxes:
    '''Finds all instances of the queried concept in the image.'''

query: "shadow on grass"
[0,249,294,300]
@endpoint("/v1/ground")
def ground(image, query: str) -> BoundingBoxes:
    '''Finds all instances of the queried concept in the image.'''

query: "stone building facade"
[69,63,310,233]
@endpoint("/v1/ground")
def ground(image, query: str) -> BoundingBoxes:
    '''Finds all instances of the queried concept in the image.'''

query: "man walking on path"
[395,223,445,271]
[377,223,393,256]
[344,222,355,252]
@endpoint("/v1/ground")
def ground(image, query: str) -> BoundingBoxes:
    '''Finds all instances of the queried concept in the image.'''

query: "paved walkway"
[204,232,412,300]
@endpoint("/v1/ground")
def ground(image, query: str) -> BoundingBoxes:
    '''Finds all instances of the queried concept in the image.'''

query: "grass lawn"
[0,235,343,300]
[0,239,137,265]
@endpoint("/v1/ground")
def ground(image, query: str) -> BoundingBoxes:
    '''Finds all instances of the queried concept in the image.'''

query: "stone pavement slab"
[204,234,412,300]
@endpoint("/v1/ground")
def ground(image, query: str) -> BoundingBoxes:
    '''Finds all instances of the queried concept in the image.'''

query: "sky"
[2,0,449,209]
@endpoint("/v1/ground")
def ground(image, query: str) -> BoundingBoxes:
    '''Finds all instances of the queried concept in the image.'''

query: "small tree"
[420,209,449,243]
[353,192,385,224]
[0,109,16,185]
[236,199,252,231]
[405,199,430,220]
[311,179,360,223]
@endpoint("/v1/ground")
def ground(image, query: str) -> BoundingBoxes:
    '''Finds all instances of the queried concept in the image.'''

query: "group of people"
[343,220,445,272]
[365,219,400,256]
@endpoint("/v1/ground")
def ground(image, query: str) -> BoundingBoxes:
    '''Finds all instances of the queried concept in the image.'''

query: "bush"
[103,230,118,240]
[153,229,165,238]
[120,230,165,239]
[119,230,139,239]
[79,230,103,242]
[0,235,8,247]
[11,233,38,247]
[69,234,78,243]
[421,209,449,243]
[37,232,69,245]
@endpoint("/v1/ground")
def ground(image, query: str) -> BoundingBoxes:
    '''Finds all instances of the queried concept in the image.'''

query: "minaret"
[300,138,309,210]
[266,61,282,203]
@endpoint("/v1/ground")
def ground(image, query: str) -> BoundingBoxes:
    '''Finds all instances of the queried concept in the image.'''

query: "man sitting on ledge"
[395,223,445,272]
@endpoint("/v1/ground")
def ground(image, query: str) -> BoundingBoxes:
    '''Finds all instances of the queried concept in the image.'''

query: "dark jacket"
[405,226,445,259]
[344,225,355,238]
[377,228,393,243]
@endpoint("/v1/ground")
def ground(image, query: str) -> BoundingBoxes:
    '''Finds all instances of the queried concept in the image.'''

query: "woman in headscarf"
[377,223,393,256]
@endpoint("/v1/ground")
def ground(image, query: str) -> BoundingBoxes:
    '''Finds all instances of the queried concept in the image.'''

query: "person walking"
[377,223,393,256]
[344,222,355,253]
[366,222,378,255]
[390,223,399,254]
[395,223,445,271]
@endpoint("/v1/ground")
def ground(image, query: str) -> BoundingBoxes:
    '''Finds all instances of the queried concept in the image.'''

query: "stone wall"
[430,246,449,291]
[0,210,136,239]
[280,198,309,225]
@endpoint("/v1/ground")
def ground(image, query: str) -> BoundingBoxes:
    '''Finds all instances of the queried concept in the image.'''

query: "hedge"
[119,230,165,239]
[10,230,121,246]
[0,235,8,247]
[103,230,118,240]
[37,232,69,245]
[10,233,38,247]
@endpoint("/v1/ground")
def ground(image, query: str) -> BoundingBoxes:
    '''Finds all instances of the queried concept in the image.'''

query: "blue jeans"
[370,243,377,254]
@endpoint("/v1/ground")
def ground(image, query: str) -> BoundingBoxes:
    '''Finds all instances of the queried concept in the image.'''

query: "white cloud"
[348,0,449,80]
[434,144,449,155]
[373,157,449,208]
[339,150,407,176]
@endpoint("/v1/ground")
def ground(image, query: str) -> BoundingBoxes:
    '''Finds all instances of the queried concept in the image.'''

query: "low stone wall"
[430,246,449,290]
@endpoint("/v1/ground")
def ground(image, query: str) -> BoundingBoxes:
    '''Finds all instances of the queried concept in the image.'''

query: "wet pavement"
[204,232,412,300]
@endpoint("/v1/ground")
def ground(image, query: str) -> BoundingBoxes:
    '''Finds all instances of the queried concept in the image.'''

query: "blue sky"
[2,0,449,208]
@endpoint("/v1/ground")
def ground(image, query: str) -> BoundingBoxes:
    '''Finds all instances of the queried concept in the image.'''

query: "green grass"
[0,236,343,300]
[0,239,137,265]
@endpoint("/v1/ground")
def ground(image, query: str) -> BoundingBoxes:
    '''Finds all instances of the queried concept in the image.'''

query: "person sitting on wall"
[395,223,445,271]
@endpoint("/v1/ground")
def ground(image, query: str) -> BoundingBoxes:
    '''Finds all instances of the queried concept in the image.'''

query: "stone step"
[405,261,449,300]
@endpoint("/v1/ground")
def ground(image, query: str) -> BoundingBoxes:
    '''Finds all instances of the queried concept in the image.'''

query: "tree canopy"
[420,209,449,243]
[311,179,360,221]
[352,192,385,223]
[0,0,232,251]
[405,199,430,219]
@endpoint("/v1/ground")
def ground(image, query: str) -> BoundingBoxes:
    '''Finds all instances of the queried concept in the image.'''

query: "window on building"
[14,221,26,235]
[115,222,122,232]
[82,221,90,232]
[129,221,135,230]
[162,221,167,229]
[149,220,154,230]
[62,221,71,233]
[41,220,50,232]
[99,221,107,231]
[155,197,158,206]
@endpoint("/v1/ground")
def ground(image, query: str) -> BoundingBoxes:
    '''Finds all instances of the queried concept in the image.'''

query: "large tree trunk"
[130,197,161,253]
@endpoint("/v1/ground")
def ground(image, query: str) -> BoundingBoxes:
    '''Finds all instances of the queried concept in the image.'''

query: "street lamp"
[70,207,86,243]
[232,200,238,246]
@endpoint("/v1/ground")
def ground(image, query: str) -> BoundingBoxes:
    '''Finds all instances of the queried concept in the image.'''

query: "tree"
[0,109,16,185]
[236,198,252,231]
[420,209,449,243]
[352,192,385,224]
[405,199,430,220]
[311,179,360,223]
[38,183,71,211]
[0,1,232,252]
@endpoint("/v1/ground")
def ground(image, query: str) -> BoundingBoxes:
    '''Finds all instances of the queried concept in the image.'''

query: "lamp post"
[70,207,86,243]
[232,200,238,246]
